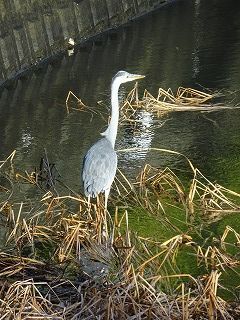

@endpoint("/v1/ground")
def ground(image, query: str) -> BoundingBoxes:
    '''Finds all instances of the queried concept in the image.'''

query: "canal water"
[0,0,240,239]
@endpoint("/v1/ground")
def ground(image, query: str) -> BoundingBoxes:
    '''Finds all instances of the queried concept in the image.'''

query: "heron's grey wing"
[82,139,117,197]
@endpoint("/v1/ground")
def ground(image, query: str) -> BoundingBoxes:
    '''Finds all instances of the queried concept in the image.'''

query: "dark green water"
[0,0,240,239]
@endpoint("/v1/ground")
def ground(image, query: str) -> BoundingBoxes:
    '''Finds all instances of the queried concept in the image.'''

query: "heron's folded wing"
[82,139,117,197]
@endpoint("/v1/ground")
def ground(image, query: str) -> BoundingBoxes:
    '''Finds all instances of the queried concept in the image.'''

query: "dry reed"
[121,84,238,120]
[65,84,239,137]
[0,85,239,318]
[0,149,239,319]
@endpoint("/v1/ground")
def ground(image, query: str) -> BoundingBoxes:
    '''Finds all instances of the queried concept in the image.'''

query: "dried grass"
[115,147,240,226]
[65,84,239,139]
[2,82,240,317]
[0,150,239,319]
[121,84,238,121]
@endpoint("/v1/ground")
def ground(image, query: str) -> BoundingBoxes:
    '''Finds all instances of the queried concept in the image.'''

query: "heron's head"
[112,70,145,85]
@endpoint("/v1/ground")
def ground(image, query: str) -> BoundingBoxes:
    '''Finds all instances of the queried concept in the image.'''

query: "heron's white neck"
[104,79,121,148]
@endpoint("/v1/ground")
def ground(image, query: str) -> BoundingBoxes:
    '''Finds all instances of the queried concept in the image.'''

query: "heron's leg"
[86,195,92,217]
[88,195,91,208]
[96,194,100,208]
[102,188,110,240]
[104,188,110,210]
[87,195,91,208]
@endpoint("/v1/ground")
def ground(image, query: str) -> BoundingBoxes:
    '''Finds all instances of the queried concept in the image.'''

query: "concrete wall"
[0,0,173,86]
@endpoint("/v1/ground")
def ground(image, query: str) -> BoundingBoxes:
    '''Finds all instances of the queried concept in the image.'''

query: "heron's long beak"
[129,73,145,81]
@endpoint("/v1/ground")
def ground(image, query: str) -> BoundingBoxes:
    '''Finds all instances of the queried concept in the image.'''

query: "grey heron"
[82,70,145,208]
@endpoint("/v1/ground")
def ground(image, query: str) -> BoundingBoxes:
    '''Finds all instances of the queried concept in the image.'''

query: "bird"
[82,70,145,208]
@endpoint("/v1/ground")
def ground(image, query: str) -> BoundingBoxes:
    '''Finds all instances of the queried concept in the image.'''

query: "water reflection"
[119,110,154,172]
